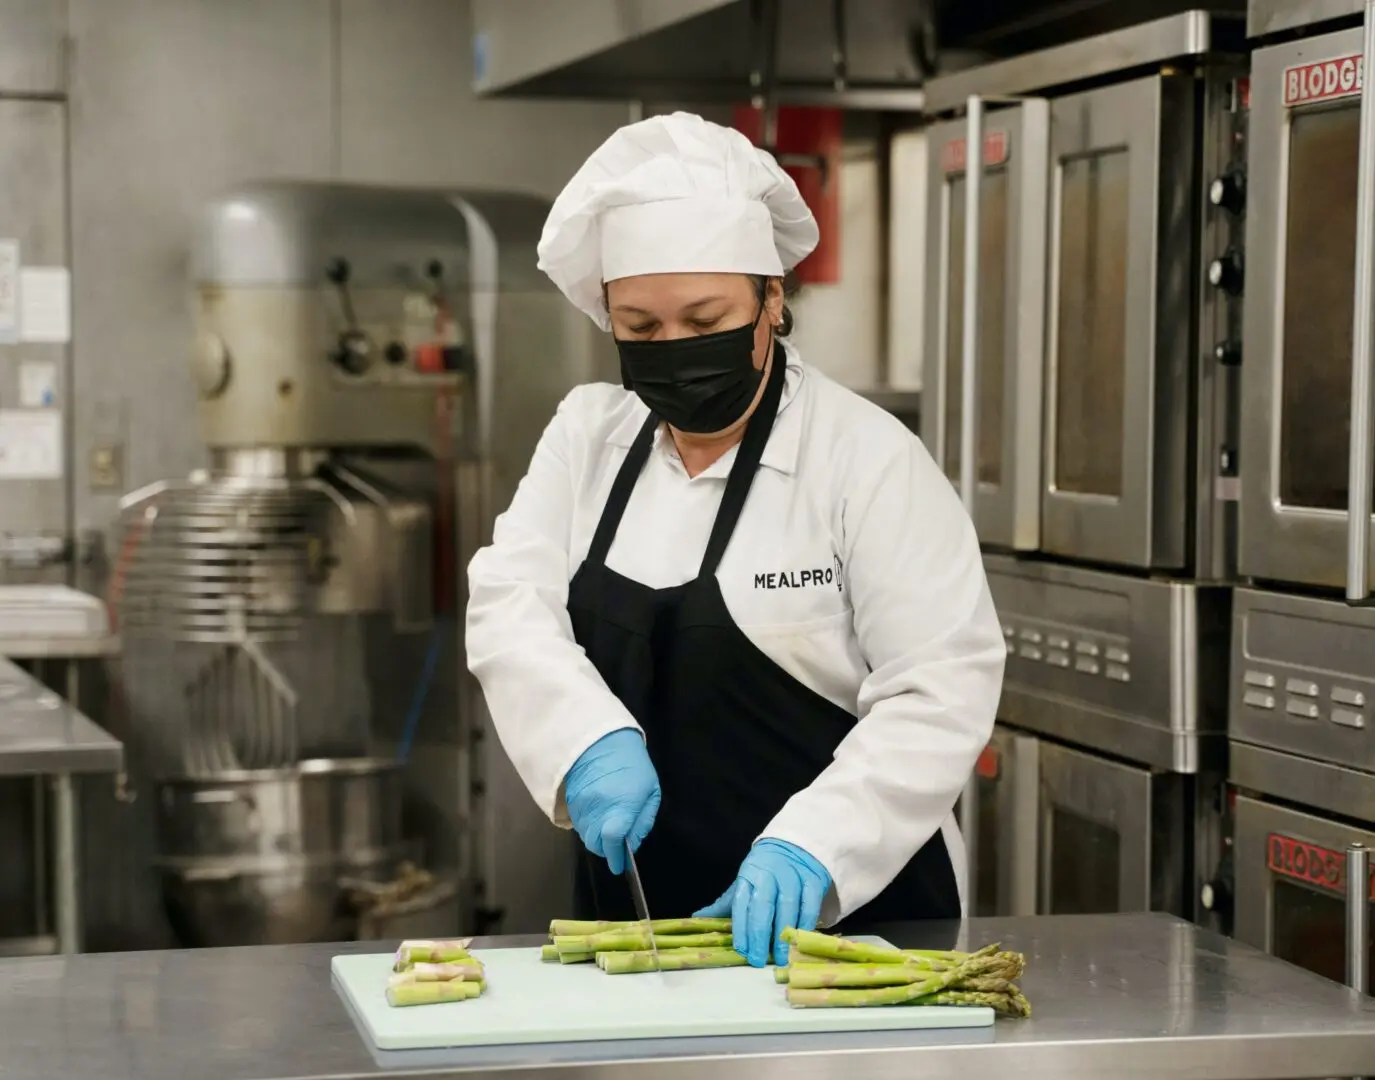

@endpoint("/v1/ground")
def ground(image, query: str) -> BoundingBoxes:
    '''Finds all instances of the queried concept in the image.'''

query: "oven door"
[1239,28,1375,590]
[1042,74,1197,570]
[973,725,1040,917]
[1234,793,1375,983]
[922,105,1049,552]
[1038,740,1188,915]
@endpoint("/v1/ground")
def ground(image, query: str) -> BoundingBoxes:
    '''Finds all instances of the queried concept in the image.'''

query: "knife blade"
[624,841,662,974]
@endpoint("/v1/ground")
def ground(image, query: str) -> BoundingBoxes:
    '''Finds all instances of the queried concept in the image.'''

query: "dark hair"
[753,273,799,338]
[599,273,800,335]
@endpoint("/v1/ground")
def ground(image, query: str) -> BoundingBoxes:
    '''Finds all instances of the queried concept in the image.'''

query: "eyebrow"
[611,295,731,316]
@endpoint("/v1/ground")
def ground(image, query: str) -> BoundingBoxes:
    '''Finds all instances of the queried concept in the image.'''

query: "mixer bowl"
[157,845,415,947]
[153,757,408,946]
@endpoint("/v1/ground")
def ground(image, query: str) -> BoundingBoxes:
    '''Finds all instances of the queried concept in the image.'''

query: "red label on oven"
[942,131,1010,174]
[1283,54,1364,107]
[1267,832,1375,899]
[975,746,999,780]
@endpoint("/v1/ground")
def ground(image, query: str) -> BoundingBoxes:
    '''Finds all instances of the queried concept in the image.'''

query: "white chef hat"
[537,111,819,330]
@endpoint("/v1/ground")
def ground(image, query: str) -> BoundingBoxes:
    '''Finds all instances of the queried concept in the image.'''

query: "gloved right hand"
[563,728,661,875]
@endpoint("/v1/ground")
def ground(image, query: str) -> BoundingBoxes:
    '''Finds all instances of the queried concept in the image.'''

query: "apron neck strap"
[698,343,787,578]
[586,410,657,567]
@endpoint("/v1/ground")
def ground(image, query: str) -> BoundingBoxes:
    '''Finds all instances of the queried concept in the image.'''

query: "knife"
[624,841,663,974]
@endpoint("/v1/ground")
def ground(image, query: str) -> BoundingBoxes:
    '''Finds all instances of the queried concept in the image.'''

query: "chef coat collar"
[606,343,805,477]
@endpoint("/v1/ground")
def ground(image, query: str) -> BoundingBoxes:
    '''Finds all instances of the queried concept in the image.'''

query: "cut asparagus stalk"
[540,945,560,963]
[553,930,732,953]
[386,961,484,986]
[548,918,731,939]
[386,980,482,1007]
[774,967,791,984]
[558,950,595,965]
[393,939,473,970]
[597,947,750,974]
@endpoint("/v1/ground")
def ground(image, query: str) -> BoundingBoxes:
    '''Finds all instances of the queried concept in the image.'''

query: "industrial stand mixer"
[111,181,601,945]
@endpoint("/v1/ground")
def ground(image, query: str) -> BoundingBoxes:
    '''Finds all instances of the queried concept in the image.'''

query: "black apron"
[567,350,960,934]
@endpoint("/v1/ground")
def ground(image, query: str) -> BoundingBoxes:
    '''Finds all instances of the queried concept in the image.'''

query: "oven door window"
[1048,806,1121,914]
[1272,878,1375,983]
[975,769,1000,917]
[1280,103,1366,512]
[1053,148,1129,499]
[944,167,1009,488]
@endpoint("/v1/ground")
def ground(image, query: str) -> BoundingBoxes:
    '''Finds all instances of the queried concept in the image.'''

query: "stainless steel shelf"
[0,658,123,776]
[0,635,120,659]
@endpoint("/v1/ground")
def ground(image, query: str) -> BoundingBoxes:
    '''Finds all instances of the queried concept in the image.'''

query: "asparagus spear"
[541,944,560,963]
[559,950,595,965]
[386,980,482,1007]
[920,990,1031,1018]
[787,963,947,990]
[549,918,731,938]
[780,929,913,966]
[596,947,750,975]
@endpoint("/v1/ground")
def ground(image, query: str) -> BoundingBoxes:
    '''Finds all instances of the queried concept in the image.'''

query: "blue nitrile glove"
[694,839,831,967]
[563,728,661,876]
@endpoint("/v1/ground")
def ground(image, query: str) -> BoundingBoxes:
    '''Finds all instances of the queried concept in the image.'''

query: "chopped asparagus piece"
[393,939,473,970]
[386,980,482,1007]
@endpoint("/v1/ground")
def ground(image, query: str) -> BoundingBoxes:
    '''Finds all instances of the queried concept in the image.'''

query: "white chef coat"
[464,342,1006,921]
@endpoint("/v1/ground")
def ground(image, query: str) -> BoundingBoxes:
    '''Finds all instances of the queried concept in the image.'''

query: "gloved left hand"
[694,839,831,967]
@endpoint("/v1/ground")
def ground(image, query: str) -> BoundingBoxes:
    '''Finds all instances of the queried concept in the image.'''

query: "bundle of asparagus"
[773,929,1031,1018]
[386,939,487,1007]
[541,917,746,974]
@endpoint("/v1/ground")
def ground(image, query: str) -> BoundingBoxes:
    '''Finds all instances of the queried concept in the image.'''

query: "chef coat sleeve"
[758,432,1006,922]
[465,385,643,827]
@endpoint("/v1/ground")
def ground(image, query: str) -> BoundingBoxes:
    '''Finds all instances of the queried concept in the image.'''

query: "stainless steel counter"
[0,657,123,776]
[2,914,1374,1079]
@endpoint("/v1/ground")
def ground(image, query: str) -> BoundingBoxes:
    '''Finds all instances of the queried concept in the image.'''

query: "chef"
[465,112,1005,968]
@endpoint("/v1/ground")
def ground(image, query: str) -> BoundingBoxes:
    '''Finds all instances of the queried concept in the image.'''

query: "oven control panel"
[984,553,1231,771]
[1000,619,1133,684]
[1231,588,1375,770]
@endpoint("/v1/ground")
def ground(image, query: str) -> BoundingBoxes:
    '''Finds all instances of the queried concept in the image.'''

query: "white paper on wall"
[19,266,71,344]
[0,408,63,478]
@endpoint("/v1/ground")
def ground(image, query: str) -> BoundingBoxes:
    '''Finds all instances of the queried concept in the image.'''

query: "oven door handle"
[1346,0,1375,603]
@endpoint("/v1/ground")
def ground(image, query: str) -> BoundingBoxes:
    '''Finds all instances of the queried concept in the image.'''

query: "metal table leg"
[52,772,80,954]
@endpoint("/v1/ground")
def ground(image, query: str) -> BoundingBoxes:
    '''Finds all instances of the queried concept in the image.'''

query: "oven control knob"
[1209,167,1247,215]
[1208,249,1245,295]
[1213,340,1242,367]
[1200,878,1232,914]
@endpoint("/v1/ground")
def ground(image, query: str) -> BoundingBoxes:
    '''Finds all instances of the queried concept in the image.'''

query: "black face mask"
[615,307,768,434]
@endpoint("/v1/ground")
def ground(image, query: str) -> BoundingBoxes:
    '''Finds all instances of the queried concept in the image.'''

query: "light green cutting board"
[332,946,994,1050]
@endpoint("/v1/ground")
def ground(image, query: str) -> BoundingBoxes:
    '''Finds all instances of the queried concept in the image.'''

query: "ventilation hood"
[469,0,1248,107]
[469,0,933,108]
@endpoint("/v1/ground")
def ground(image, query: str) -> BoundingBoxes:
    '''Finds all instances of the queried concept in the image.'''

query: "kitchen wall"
[0,0,902,949]
[0,0,632,949]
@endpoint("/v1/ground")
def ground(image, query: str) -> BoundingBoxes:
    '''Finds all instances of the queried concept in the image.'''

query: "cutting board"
[332,945,994,1051]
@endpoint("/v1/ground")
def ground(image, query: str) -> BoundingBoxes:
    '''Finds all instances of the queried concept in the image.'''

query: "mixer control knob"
[1209,167,1247,215]
[1213,340,1242,367]
[332,329,373,374]
[1208,249,1245,295]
